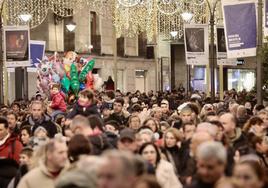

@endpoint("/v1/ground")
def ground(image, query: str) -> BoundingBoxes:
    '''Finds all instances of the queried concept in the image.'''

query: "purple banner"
[222,1,256,58]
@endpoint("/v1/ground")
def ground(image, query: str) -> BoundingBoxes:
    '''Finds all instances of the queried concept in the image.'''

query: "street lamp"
[206,0,219,102]
[18,13,32,22]
[66,21,76,32]
[181,11,194,95]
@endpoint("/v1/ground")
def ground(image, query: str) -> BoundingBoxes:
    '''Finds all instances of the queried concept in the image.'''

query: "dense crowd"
[0,86,267,188]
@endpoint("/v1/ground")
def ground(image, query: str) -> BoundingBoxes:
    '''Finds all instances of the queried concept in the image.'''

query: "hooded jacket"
[50,92,67,112]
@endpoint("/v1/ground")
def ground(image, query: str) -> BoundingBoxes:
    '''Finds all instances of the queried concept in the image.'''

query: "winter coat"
[184,176,215,188]
[67,102,100,119]
[0,158,19,188]
[17,161,65,188]
[50,92,67,112]
[156,160,183,188]
[0,135,23,164]
[21,115,58,138]
[161,146,182,176]
[230,128,249,155]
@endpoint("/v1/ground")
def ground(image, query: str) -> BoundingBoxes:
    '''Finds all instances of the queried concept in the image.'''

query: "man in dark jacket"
[21,101,58,138]
[185,142,226,188]
[219,113,249,154]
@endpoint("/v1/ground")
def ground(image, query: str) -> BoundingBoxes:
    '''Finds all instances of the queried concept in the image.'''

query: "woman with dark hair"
[233,157,268,188]
[243,116,266,137]
[142,118,161,140]
[139,142,182,188]
[20,125,32,146]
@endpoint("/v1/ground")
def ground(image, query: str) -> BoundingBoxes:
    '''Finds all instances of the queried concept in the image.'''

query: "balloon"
[70,63,80,95]
[70,63,78,78]
[80,83,85,90]
[71,80,80,96]
[52,73,60,83]
[61,74,71,93]
[53,61,65,78]
[79,59,95,82]
[85,71,94,89]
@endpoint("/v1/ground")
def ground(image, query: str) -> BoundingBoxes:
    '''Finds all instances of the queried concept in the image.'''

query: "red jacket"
[0,135,23,164]
[50,92,67,112]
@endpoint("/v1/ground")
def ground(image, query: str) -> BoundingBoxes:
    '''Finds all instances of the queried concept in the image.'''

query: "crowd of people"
[0,86,268,188]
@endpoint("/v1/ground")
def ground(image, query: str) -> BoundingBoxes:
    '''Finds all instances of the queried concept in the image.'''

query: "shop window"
[227,69,255,91]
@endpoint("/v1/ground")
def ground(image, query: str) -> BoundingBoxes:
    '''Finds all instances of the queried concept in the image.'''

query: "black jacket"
[89,133,114,155]
[21,115,58,138]
[67,102,100,119]
[184,177,215,188]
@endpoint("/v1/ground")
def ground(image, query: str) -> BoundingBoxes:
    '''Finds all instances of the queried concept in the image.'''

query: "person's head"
[68,134,91,163]
[117,128,137,153]
[257,110,268,124]
[30,100,45,120]
[204,111,219,122]
[78,89,94,106]
[11,102,20,113]
[163,128,182,148]
[196,122,219,139]
[139,142,161,167]
[138,129,155,145]
[233,157,267,188]
[70,115,93,136]
[142,118,158,133]
[150,107,162,121]
[236,105,247,119]
[190,132,213,157]
[51,83,61,95]
[34,126,48,139]
[128,115,141,131]
[88,115,104,132]
[253,104,265,115]
[0,117,9,140]
[7,111,18,133]
[160,100,169,114]
[196,141,227,184]
[113,97,124,114]
[45,136,68,172]
[243,116,265,137]
[180,106,193,124]
[219,113,237,135]
[159,121,170,133]
[104,120,120,135]
[97,151,137,188]
[134,175,161,188]
[183,122,196,140]
[20,125,32,146]
[19,147,33,166]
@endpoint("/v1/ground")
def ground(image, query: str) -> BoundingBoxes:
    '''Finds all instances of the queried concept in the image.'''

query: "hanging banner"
[184,24,209,65]
[264,0,268,37]
[3,26,30,67]
[28,40,46,72]
[216,26,237,66]
[222,0,257,58]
